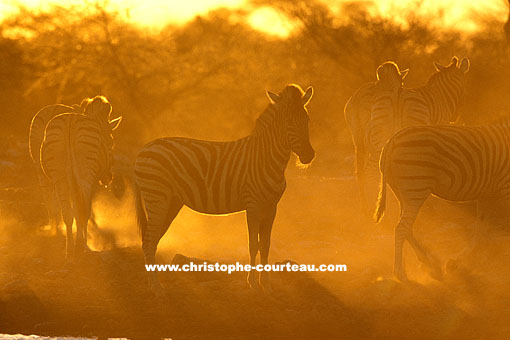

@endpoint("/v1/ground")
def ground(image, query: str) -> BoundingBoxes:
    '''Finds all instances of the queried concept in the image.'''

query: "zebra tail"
[374,141,391,223]
[133,182,147,239]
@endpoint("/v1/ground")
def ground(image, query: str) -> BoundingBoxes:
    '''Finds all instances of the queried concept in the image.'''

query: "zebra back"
[376,119,510,221]
[29,104,82,165]
[344,82,377,134]
[399,56,470,126]
[345,61,407,145]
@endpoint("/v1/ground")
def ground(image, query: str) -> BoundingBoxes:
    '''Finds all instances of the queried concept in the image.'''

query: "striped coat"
[41,96,121,258]
[344,61,408,215]
[134,84,314,293]
[29,103,84,233]
[353,57,470,214]
[374,119,510,281]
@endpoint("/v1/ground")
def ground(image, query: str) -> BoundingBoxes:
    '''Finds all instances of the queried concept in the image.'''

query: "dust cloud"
[2,0,510,339]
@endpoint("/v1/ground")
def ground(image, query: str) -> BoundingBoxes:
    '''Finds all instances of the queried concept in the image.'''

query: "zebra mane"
[253,104,276,135]
[252,84,305,135]
[425,61,459,87]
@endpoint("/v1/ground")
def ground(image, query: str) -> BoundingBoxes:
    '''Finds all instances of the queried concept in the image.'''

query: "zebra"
[344,61,408,215]
[40,96,122,259]
[134,84,314,293]
[29,102,86,234]
[349,56,470,215]
[374,119,510,281]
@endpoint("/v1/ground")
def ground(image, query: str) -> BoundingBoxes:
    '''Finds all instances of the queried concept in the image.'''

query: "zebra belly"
[181,186,246,215]
[388,127,493,203]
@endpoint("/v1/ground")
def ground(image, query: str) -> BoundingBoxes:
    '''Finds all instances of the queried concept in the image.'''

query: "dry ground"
[1,165,510,339]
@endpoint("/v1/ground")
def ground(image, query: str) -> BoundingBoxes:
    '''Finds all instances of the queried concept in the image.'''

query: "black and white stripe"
[29,103,84,233]
[351,57,470,214]
[344,61,408,215]
[374,119,510,281]
[40,96,121,259]
[134,84,314,293]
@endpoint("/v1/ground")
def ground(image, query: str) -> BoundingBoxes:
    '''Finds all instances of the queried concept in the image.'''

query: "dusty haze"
[1,0,510,339]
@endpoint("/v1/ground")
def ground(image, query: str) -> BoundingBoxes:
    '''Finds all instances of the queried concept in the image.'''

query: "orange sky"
[0,0,507,37]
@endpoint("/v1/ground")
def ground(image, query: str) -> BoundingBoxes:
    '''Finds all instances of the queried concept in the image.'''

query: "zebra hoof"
[149,283,167,299]
[152,287,167,299]
[259,273,272,293]
[260,282,273,294]
[65,250,74,263]
[420,263,443,281]
[394,269,408,282]
[446,258,468,276]
[247,271,260,289]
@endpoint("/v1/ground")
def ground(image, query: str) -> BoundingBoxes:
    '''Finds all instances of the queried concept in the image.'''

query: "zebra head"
[376,61,408,91]
[99,116,122,187]
[267,84,315,164]
[431,56,470,86]
[84,96,123,187]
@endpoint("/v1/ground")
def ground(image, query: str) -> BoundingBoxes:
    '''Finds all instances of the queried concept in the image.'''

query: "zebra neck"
[423,80,462,120]
[249,125,291,174]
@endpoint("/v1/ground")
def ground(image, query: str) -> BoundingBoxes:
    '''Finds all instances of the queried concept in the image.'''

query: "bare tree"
[504,0,510,47]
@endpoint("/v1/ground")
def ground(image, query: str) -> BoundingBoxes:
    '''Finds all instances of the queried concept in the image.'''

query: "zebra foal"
[134,84,314,293]
[40,96,122,259]
[374,120,510,281]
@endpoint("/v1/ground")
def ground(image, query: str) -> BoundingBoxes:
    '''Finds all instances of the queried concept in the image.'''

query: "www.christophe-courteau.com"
[146,262,348,274]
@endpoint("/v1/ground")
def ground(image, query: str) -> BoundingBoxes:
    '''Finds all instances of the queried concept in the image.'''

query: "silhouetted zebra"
[374,119,510,281]
[41,96,122,258]
[30,102,87,233]
[134,84,314,293]
[345,61,408,215]
[350,57,470,214]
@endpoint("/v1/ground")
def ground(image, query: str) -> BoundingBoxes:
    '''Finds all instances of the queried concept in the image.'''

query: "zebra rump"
[41,113,113,229]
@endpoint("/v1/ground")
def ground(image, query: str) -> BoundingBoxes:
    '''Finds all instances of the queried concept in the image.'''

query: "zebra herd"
[27,57,510,293]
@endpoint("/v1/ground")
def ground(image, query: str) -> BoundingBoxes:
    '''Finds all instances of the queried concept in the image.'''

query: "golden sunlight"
[366,0,506,31]
[248,6,295,37]
[0,0,507,35]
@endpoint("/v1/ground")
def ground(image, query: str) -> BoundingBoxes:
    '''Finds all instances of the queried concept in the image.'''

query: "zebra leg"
[394,206,420,281]
[246,209,260,289]
[85,210,100,251]
[75,214,88,256]
[258,205,277,292]
[53,181,74,260]
[407,232,443,281]
[74,189,92,255]
[143,196,182,295]
[365,151,382,215]
[39,172,61,235]
[355,143,369,215]
[452,199,490,265]
[60,199,74,261]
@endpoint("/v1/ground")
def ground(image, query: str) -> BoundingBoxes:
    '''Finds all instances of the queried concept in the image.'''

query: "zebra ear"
[109,116,122,131]
[302,86,314,106]
[434,62,445,72]
[459,57,470,73]
[400,69,409,80]
[266,91,280,104]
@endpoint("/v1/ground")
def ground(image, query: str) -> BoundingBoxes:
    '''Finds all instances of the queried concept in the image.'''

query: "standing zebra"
[29,102,86,234]
[350,57,470,214]
[345,61,408,215]
[134,84,314,293]
[374,119,510,281]
[41,96,122,258]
